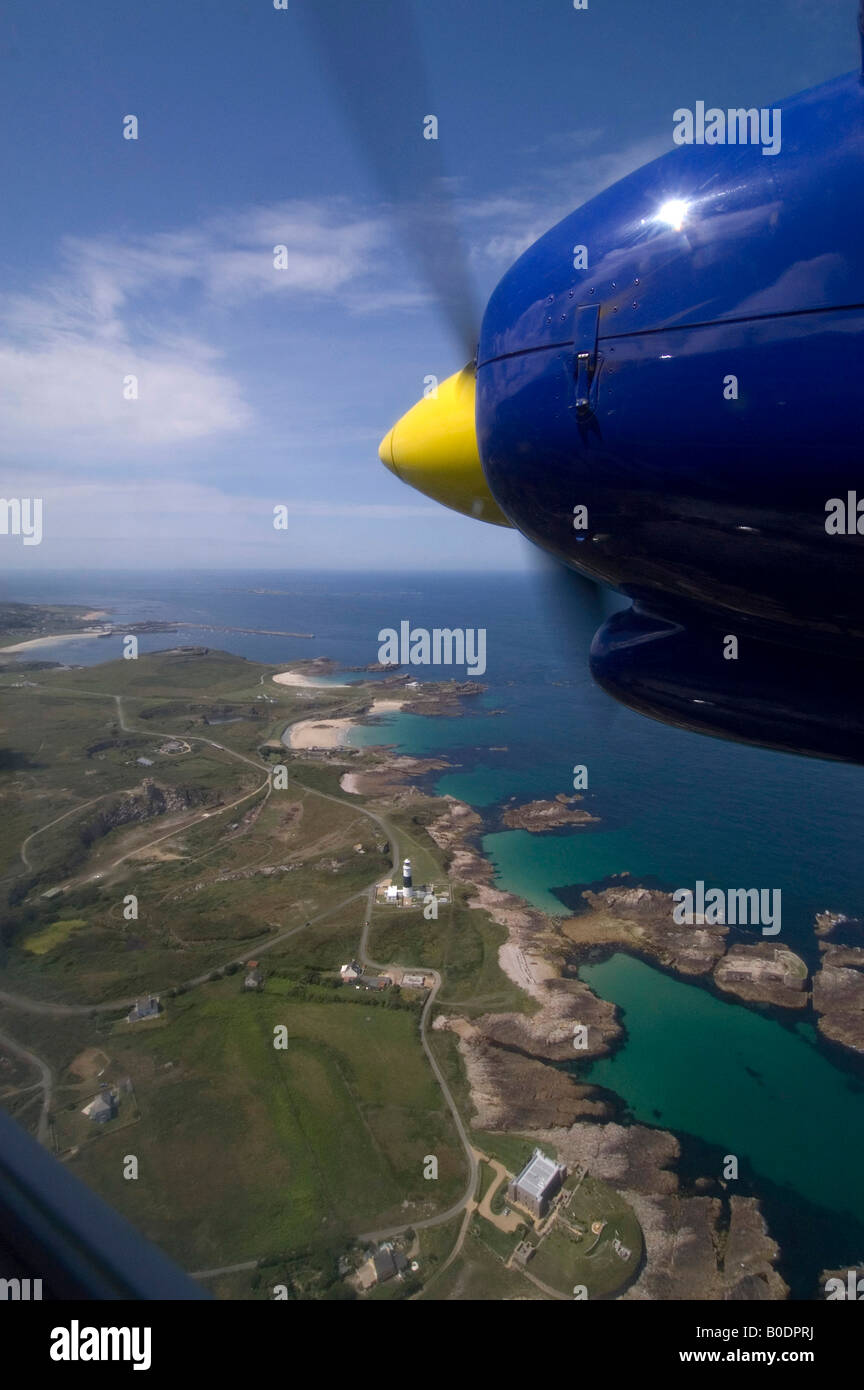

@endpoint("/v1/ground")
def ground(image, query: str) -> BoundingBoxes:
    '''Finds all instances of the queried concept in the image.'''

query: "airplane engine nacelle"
[476,71,864,659]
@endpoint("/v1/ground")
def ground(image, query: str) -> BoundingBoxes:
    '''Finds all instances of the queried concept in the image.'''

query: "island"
[501,795,600,831]
[0,600,800,1301]
[713,943,809,1009]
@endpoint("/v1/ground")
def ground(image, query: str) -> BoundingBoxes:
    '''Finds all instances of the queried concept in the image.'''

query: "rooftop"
[513,1149,564,1200]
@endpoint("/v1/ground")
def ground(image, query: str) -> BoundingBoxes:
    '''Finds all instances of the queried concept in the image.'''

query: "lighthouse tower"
[401,858,413,901]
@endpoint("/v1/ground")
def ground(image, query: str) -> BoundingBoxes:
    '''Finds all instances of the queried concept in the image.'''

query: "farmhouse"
[81,1091,117,1124]
[244,962,264,991]
[358,1246,409,1289]
[127,995,160,1023]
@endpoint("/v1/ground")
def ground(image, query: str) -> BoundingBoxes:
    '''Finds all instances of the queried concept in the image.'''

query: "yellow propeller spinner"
[378,365,512,527]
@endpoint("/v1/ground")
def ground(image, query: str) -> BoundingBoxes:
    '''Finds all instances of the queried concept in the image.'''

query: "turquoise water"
[483,826,664,914]
[580,954,864,1226]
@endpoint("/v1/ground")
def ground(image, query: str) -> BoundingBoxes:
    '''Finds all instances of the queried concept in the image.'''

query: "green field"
[66,977,466,1271]
[526,1175,643,1299]
[0,650,394,1003]
[419,1218,548,1301]
[22,917,87,954]
[370,882,533,1017]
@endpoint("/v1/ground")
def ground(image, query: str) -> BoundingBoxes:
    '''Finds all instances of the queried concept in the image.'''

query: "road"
[0,1028,53,1145]
[355,886,479,1243]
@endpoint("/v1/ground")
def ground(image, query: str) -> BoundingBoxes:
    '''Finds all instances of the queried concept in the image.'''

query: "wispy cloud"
[0,201,395,461]
[0,134,673,464]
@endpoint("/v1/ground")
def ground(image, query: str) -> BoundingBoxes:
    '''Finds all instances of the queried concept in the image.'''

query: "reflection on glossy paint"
[655,197,690,231]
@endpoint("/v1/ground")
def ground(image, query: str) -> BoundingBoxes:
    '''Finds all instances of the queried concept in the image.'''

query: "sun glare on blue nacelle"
[654,198,690,231]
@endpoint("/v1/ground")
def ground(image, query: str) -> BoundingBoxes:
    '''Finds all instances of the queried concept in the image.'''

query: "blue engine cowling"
[475,71,864,761]
[476,71,864,653]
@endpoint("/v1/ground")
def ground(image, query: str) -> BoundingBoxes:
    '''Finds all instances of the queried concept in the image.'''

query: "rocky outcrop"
[433,1018,613,1127]
[565,886,728,976]
[501,796,600,832]
[489,1120,786,1299]
[810,911,864,1054]
[714,943,809,1009]
[426,798,489,878]
[80,778,217,846]
[622,1194,787,1301]
[401,681,486,717]
[529,1122,680,1196]
[475,976,621,1062]
[812,949,864,1053]
[338,756,453,801]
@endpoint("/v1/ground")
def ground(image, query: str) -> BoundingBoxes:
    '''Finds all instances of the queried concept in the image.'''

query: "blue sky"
[0,0,856,570]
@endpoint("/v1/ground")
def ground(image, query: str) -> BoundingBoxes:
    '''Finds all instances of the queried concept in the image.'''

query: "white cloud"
[0,337,250,449]
[0,201,393,462]
[0,134,674,464]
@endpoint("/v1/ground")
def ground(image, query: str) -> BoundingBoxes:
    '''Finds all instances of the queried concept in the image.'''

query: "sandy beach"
[285,697,406,751]
[0,629,107,653]
[498,940,558,1002]
[272,670,347,689]
[286,717,355,749]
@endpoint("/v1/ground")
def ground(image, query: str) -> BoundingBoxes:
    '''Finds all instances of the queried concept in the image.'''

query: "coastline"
[0,628,107,653]
[271,669,347,691]
[280,686,406,750]
[339,744,790,1298]
[3,622,853,1297]
[2,597,861,1300]
[313,696,864,1294]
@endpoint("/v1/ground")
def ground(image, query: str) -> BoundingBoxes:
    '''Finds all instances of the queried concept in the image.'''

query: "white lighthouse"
[401,857,413,900]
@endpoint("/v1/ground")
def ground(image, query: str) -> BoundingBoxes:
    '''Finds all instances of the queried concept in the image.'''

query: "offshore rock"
[713,943,809,1009]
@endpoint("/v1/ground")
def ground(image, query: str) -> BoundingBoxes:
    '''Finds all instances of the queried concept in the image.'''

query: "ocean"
[5,568,864,1294]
